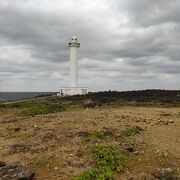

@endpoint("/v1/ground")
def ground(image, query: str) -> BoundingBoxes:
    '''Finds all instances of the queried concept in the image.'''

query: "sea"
[0,92,55,101]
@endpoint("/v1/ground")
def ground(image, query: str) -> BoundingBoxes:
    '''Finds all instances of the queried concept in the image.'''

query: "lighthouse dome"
[72,36,77,40]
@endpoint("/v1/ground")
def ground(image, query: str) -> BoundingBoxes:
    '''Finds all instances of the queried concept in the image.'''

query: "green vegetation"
[92,130,106,139]
[121,127,140,137]
[0,99,66,116]
[81,130,111,142]
[0,101,36,109]
[0,104,6,108]
[17,103,65,116]
[71,145,127,180]
[91,145,125,172]
[70,167,113,180]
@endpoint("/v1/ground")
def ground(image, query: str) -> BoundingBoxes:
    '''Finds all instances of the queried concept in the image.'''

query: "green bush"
[91,145,125,172]
[122,127,140,137]
[71,145,126,180]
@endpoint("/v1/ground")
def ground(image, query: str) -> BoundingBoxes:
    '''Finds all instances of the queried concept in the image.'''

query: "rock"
[33,124,40,131]
[121,143,134,152]
[124,146,134,152]
[54,167,58,171]
[155,149,160,154]
[104,130,113,136]
[128,172,154,180]
[165,168,173,173]
[163,121,169,125]
[39,130,58,142]
[83,100,102,108]
[10,143,30,154]
[135,126,143,131]
[77,131,90,137]
[152,168,178,180]
[75,150,83,157]
[162,151,168,157]
[0,161,35,180]
[14,127,21,132]
[169,120,174,123]
[33,127,40,131]
[63,160,71,167]
[133,151,139,155]
[0,161,6,167]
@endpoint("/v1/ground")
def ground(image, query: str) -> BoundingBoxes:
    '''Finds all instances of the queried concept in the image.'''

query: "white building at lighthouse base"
[57,87,88,97]
[57,36,88,97]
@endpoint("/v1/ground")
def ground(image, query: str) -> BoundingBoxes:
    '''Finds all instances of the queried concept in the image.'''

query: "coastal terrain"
[0,90,180,179]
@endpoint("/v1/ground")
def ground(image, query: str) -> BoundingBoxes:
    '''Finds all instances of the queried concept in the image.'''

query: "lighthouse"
[69,36,80,88]
[57,37,88,96]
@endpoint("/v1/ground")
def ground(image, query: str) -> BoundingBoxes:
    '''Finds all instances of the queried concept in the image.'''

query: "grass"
[0,101,35,109]
[121,127,140,137]
[0,98,67,116]
[81,130,110,142]
[71,145,127,180]
[17,103,65,116]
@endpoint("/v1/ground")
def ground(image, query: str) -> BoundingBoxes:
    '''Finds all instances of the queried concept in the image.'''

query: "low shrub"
[92,130,106,139]
[122,127,140,137]
[70,167,113,180]
[71,145,126,180]
[91,145,125,172]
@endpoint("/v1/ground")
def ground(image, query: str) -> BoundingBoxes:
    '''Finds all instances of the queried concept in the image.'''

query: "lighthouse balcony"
[68,42,80,47]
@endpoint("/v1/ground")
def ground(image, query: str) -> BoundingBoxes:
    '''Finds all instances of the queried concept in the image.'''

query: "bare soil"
[0,105,180,179]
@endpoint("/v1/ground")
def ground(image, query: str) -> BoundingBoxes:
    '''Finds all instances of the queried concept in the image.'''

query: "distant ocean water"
[0,92,55,101]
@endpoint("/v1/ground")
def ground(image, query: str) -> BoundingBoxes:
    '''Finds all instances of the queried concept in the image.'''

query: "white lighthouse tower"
[57,37,88,96]
[69,36,80,88]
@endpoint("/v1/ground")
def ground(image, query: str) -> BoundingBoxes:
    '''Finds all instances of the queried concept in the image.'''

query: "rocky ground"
[0,95,180,179]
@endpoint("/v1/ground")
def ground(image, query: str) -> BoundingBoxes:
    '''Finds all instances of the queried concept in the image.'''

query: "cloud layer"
[0,0,179,91]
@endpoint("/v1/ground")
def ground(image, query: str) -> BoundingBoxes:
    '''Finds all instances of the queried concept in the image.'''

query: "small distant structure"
[57,37,88,97]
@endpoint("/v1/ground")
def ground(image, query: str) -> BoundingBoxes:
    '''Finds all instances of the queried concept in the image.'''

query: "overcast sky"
[0,0,180,92]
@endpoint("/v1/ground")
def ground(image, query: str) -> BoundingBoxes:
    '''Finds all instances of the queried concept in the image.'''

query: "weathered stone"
[104,130,113,136]
[14,127,21,132]
[128,172,154,180]
[77,131,90,137]
[39,130,59,142]
[152,168,179,180]
[0,161,35,180]
[75,150,83,157]
[10,143,30,154]
[121,143,134,152]
[135,126,144,131]
[0,161,6,167]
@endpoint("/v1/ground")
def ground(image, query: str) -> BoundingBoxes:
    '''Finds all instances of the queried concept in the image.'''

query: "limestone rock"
[0,161,35,180]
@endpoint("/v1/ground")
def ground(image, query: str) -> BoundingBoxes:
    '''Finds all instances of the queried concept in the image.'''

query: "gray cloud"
[0,0,179,91]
